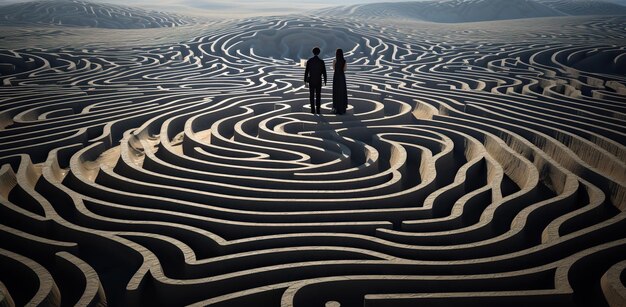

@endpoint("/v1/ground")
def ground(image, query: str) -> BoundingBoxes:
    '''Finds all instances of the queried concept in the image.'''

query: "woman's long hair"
[336,48,344,62]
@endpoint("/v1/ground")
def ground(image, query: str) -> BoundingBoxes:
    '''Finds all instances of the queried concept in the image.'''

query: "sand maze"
[0,10,625,307]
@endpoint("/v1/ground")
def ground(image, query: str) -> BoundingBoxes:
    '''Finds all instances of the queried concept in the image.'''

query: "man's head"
[312,47,321,56]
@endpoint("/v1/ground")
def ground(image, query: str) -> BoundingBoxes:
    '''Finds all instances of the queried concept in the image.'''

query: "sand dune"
[0,0,190,28]
[540,0,626,15]
[315,0,626,22]
[0,0,625,306]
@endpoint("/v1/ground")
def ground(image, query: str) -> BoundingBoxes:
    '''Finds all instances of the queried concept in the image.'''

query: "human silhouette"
[304,47,327,114]
[332,48,348,115]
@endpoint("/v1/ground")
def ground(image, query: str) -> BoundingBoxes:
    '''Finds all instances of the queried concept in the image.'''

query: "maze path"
[1,13,625,307]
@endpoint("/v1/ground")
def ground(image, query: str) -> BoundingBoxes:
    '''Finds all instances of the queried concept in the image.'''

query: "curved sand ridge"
[0,11,626,307]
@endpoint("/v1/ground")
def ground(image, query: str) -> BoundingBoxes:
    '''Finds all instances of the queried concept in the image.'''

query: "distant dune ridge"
[540,0,626,15]
[1,0,626,25]
[0,0,190,28]
[315,0,626,22]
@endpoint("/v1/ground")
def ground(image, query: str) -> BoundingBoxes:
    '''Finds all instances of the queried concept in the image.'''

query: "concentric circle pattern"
[0,12,625,307]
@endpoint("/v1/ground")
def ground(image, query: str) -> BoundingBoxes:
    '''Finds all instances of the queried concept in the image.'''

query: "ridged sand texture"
[0,0,625,306]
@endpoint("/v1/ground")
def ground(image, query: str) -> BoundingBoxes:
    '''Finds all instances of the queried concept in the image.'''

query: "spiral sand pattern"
[0,4,625,306]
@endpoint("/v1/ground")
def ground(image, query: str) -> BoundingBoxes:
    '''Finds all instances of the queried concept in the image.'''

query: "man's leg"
[315,85,321,114]
[309,85,315,114]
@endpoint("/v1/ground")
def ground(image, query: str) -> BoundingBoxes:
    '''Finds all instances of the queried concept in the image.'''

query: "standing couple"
[304,47,348,115]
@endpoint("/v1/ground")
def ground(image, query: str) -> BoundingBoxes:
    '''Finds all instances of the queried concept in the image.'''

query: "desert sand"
[0,0,625,306]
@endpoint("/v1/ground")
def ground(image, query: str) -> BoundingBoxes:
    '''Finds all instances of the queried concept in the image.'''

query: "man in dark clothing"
[304,47,327,114]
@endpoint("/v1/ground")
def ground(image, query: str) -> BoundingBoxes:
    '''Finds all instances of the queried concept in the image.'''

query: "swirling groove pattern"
[0,11,625,307]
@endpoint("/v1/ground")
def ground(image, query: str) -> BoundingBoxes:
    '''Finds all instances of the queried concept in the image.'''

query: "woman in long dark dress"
[332,49,348,115]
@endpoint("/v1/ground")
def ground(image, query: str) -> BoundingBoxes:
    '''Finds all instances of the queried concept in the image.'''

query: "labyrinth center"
[0,4,626,307]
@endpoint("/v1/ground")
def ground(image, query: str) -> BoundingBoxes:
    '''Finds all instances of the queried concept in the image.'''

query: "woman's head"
[336,48,344,60]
